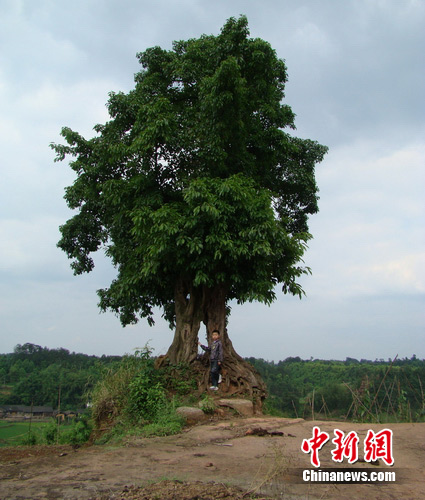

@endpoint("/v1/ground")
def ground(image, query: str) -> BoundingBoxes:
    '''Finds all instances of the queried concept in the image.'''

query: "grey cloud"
[0,0,423,360]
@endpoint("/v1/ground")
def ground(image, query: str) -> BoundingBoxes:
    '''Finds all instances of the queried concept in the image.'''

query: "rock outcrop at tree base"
[155,282,268,407]
[217,399,254,417]
[176,407,208,425]
[177,399,255,425]
[156,352,267,412]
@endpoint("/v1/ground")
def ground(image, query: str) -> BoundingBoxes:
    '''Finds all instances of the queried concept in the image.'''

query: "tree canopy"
[52,16,327,334]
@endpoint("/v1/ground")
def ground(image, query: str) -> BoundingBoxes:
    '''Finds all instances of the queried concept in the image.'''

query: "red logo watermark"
[301,426,394,467]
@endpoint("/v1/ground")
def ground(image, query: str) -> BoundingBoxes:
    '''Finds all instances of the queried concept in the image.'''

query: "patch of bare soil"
[93,480,270,500]
[0,416,424,500]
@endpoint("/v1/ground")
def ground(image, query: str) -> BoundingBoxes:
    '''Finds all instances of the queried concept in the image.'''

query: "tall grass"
[90,346,186,443]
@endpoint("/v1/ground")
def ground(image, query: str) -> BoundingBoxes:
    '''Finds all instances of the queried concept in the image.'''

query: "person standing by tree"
[52,15,327,401]
[198,330,223,391]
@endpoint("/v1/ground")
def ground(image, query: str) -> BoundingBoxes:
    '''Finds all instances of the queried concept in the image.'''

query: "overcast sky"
[1,0,424,361]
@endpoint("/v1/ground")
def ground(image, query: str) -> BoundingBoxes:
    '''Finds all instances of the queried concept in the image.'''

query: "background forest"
[1,343,424,423]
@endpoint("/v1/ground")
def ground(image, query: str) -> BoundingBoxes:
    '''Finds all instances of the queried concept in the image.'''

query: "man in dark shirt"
[198,330,223,390]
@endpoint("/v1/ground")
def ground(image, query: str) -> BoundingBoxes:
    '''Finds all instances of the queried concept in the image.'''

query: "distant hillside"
[0,343,121,409]
[1,343,424,422]
[248,355,425,421]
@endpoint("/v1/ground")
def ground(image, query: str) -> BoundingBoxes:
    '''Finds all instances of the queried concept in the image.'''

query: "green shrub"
[90,355,142,426]
[64,416,93,445]
[139,404,185,437]
[199,394,216,414]
[162,363,198,396]
[41,416,93,445]
[43,420,58,444]
[20,432,38,446]
[127,375,167,422]
[263,398,286,417]
[89,346,188,442]
[314,383,352,413]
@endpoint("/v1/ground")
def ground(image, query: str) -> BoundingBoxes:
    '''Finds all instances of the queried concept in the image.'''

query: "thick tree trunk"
[158,280,267,411]
[163,279,204,365]
[202,285,267,410]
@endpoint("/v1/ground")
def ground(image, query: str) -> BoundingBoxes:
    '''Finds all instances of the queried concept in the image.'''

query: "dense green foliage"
[249,356,425,422]
[51,16,327,335]
[0,343,120,409]
[90,347,186,441]
[2,344,424,424]
[0,418,93,447]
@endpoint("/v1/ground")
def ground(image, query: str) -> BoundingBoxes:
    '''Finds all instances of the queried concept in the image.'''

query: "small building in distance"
[0,405,55,420]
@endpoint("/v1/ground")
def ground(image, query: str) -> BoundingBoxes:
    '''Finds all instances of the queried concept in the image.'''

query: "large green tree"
[52,16,327,402]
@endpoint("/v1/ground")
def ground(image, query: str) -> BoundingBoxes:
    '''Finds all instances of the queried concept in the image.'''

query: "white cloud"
[16,78,113,135]
[302,140,425,299]
[369,254,425,294]
[0,0,424,359]
[0,76,116,226]
[0,217,64,277]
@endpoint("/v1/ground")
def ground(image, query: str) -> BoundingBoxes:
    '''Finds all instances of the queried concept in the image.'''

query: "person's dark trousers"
[210,360,221,387]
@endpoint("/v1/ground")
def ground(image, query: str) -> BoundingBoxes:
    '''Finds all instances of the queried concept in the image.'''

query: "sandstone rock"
[217,399,254,417]
[176,406,207,425]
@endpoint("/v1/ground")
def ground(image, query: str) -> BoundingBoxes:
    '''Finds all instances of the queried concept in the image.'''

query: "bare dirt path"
[0,416,424,499]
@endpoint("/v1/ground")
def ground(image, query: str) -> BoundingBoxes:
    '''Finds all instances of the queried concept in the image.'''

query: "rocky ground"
[0,415,424,499]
